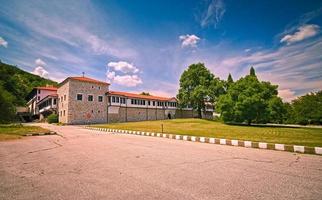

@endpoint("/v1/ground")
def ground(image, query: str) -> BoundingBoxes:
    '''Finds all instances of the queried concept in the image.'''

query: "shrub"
[47,114,58,124]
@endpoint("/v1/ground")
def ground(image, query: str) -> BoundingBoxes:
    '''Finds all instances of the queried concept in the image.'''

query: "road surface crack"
[28,141,63,154]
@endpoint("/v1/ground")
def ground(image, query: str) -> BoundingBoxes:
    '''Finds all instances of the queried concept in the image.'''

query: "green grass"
[0,124,49,141]
[92,118,322,147]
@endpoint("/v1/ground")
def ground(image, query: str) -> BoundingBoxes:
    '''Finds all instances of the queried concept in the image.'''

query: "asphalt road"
[1,124,322,200]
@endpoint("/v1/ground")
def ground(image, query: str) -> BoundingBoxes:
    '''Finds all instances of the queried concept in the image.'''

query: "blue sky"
[0,0,321,101]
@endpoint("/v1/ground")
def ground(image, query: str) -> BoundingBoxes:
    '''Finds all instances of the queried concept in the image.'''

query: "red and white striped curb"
[85,127,322,155]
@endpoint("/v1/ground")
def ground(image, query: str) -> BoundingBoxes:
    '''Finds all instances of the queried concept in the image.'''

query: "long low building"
[27,76,213,124]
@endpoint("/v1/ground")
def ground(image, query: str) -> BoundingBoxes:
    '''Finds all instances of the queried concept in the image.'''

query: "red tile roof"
[69,76,110,85]
[35,86,58,91]
[108,91,176,101]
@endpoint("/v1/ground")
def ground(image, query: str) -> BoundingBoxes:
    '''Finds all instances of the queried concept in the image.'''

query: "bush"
[47,114,58,124]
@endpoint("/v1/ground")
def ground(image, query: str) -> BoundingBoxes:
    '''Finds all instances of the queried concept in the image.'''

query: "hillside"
[0,61,58,106]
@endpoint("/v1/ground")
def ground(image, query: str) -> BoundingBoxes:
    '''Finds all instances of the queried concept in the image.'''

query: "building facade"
[28,76,213,124]
[26,86,58,117]
[57,77,109,124]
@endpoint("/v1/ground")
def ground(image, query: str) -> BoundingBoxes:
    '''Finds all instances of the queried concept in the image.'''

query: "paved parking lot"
[1,124,322,200]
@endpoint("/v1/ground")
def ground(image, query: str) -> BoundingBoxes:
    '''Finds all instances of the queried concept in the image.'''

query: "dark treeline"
[177,63,322,125]
[0,62,57,123]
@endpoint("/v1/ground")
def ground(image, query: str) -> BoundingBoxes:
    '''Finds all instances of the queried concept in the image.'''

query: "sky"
[0,0,321,102]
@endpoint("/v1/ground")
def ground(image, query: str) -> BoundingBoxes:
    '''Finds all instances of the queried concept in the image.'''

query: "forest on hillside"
[0,61,57,106]
[0,61,57,122]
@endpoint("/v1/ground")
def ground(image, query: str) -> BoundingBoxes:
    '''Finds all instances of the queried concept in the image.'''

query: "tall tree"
[227,73,233,84]
[177,63,217,118]
[225,73,234,91]
[250,66,256,76]
[217,71,278,125]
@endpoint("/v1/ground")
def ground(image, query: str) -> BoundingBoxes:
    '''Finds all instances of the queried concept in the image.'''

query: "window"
[63,110,65,116]
[38,90,41,94]
[120,98,125,104]
[116,97,119,103]
[131,99,134,104]
[98,110,100,113]
[53,99,57,105]
[153,101,155,106]
[148,101,150,106]
[77,94,83,101]
[37,96,40,101]
[91,110,94,113]
[92,86,94,89]
[60,111,62,116]
[64,95,66,101]
[88,95,93,101]
[98,86,101,90]
[108,96,111,103]
[98,96,103,102]
[61,96,63,102]
[112,96,115,103]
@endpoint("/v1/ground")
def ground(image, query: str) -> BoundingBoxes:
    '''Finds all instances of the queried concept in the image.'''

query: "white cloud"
[280,24,320,45]
[33,66,49,78]
[107,61,139,73]
[32,58,49,78]
[200,0,225,28]
[278,89,297,102]
[0,36,8,47]
[107,71,142,87]
[35,58,46,66]
[106,71,115,80]
[179,34,200,48]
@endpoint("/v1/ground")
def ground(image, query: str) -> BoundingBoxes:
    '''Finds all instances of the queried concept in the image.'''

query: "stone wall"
[57,81,70,124]
[58,79,108,124]
[107,106,173,123]
[175,109,194,118]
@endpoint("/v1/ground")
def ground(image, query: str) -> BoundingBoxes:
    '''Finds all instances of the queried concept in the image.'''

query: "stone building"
[57,76,109,124]
[26,76,213,124]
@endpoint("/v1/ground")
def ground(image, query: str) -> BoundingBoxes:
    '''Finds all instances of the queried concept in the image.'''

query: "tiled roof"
[69,76,110,85]
[35,86,58,91]
[108,91,176,101]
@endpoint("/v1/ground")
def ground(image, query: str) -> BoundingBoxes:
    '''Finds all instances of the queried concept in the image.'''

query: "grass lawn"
[93,118,322,147]
[0,124,49,141]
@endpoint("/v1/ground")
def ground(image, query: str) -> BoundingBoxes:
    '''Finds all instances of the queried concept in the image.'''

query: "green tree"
[227,73,233,85]
[268,96,286,124]
[225,73,234,91]
[177,63,219,118]
[250,66,256,76]
[292,91,322,125]
[0,85,16,123]
[217,68,278,125]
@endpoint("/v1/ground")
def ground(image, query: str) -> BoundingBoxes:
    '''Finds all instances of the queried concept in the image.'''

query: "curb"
[23,131,57,137]
[85,127,322,155]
